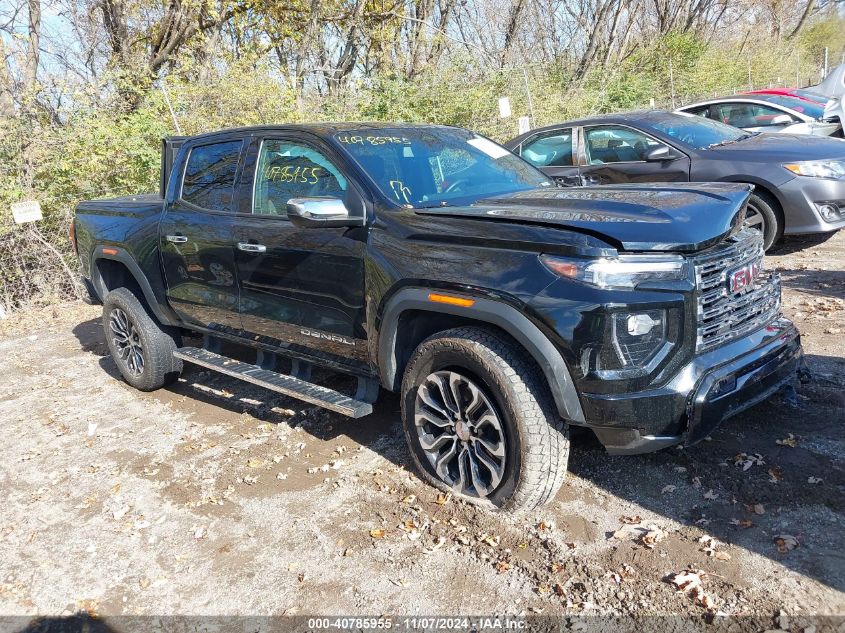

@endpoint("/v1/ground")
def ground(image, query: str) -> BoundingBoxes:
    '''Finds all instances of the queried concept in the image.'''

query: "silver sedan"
[676,94,842,137]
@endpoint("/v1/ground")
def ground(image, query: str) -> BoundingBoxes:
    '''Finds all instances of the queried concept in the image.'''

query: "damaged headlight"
[541,253,687,289]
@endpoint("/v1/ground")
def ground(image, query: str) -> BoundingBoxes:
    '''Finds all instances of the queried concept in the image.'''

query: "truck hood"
[415,183,751,252]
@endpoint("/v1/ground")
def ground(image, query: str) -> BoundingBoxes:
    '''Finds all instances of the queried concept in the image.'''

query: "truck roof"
[184,122,459,142]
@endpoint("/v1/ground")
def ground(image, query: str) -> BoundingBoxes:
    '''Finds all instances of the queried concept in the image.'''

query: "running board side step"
[173,347,373,418]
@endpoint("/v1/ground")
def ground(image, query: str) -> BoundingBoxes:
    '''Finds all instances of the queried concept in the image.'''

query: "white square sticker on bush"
[11,200,42,224]
[467,137,510,159]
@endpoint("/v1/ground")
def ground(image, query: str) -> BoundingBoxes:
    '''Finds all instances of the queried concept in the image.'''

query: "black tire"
[102,288,183,391]
[746,191,783,251]
[400,326,570,513]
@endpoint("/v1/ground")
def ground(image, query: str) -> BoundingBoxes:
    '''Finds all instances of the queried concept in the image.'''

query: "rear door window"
[181,140,243,212]
[520,129,574,167]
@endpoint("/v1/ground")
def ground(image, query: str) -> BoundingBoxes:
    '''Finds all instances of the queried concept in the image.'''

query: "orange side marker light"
[428,293,475,308]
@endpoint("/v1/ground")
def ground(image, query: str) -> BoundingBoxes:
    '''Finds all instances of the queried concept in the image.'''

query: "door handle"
[237,242,267,253]
[166,235,188,243]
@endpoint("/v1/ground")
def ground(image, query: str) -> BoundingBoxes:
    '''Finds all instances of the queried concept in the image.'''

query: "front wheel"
[103,288,182,391]
[400,327,570,512]
[745,192,783,251]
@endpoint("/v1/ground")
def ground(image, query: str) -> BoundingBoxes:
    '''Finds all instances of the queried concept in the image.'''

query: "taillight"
[69,219,77,253]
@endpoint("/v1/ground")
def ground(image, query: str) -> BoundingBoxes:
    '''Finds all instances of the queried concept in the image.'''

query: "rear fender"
[91,245,180,327]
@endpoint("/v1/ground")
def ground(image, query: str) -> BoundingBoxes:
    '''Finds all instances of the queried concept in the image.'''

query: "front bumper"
[779,175,845,234]
[583,317,803,454]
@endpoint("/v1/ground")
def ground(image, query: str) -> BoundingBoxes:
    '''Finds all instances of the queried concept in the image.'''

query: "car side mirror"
[644,145,677,162]
[286,198,362,228]
[770,114,793,126]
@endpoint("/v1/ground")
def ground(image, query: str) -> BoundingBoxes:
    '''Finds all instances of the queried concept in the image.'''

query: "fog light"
[627,313,659,336]
[816,202,842,222]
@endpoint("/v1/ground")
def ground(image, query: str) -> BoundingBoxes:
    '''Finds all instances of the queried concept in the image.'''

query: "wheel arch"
[377,288,585,424]
[91,246,180,327]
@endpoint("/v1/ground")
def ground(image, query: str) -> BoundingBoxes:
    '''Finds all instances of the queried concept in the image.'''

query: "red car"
[743,88,828,104]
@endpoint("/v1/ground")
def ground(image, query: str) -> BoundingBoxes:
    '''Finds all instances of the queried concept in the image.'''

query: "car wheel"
[400,326,570,513]
[745,192,783,251]
[103,288,183,391]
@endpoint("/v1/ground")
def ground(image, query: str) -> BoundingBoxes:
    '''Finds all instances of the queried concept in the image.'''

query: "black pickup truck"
[72,123,805,512]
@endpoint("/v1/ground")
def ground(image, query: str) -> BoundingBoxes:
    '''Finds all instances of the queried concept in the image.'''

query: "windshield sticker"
[467,137,510,159]
[337,134,411,146]
[389,180,412,204]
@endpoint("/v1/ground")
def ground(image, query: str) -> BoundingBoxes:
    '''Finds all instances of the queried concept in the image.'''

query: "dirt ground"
[1,231,844,627]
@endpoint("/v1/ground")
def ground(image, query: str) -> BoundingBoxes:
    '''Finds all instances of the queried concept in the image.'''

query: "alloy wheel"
[745,202,766,234]
[413,370,507,498]
[110,307,145,375]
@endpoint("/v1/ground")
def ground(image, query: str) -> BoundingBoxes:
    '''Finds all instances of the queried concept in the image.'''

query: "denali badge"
[300,328,355,346]
[727,260,761,294]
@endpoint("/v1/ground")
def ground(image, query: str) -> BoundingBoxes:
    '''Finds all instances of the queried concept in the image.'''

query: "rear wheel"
[103,288,182,391]
[745,191,783,251]
[400,326,570,512]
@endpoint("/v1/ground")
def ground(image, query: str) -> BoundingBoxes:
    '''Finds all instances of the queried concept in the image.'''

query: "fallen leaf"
[661,485,676,494]
[768,468,782,483]
[776,434,798,448]
[734,452,765,471]
[730,518,754,529]
[369,528,386,539]
[807,476,822,484]
[619,515,642,524]
[424,536,447,554]
[495,560,511,574]
[703,489,718,500]
[553,583,565,596]
[401,494,417,504]
[774,534,799,553]
[435,492,452,505]
[641,526,666,549]
[747,503,765,515]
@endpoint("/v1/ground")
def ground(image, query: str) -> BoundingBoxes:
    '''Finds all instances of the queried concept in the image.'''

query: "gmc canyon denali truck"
[72,123,805,512]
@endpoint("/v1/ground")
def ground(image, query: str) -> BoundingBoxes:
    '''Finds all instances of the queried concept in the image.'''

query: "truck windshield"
[644,112,748,150]
[334,127,552,207]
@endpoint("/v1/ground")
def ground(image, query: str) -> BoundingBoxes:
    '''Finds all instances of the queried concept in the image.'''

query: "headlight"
[541,253,687,289]
[783,160,845,179]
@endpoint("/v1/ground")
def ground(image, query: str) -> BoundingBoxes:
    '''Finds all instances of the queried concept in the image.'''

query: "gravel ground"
[0,231,843,627]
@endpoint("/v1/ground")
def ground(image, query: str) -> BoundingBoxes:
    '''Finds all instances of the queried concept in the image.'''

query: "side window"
[713,103,795,128]
[520,129,574,167]
[254,140,348,216]
[583,126,660,164]
[684,105,711,118]
[181,140,243,212]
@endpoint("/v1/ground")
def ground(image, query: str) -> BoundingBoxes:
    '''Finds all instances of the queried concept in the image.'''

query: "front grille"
[693,229,781,352]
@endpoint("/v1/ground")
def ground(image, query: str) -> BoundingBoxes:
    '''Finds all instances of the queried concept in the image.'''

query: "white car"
[676,94,842,137]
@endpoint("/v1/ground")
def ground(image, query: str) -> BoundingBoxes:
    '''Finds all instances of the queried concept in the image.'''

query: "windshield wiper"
[708,133,757,149]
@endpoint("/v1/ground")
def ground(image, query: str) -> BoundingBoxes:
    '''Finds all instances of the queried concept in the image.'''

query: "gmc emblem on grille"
[727,260,761,294]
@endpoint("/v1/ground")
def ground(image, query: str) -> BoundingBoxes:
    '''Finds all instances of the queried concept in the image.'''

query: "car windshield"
[334,127,552,208]
[644,112,749,149]
[751,94,825,118]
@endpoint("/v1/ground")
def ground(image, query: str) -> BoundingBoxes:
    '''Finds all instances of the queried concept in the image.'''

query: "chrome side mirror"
[286,198,362,228]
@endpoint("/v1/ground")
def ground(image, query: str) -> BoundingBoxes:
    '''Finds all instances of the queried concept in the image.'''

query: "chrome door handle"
[237,242,267,253]
[166,235,188,243]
